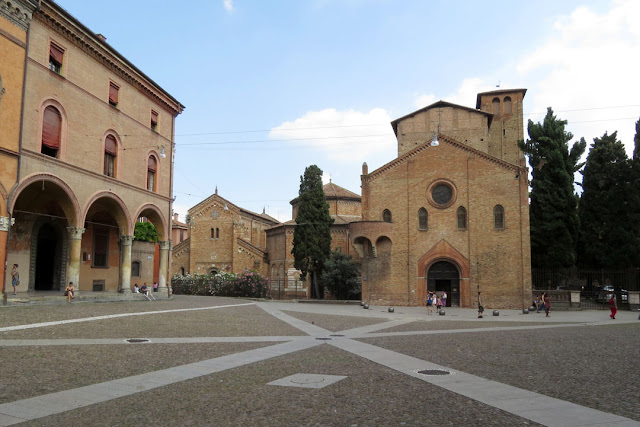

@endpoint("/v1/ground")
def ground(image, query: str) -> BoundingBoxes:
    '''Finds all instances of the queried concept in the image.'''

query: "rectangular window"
[151,110,158,131]
[109,82,119,107]
[179,229,184,242]
[131,261,141,277]
[93,226,109,268]
[49,42,64,74]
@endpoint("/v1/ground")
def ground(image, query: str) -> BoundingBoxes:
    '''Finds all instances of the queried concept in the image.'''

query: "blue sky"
[54,0,640,222]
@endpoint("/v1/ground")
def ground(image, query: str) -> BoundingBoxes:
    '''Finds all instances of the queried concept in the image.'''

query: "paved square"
[0,295,638,426]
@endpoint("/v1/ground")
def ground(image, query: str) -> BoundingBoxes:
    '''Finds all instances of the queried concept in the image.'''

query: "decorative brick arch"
[416,240,471,307]
[9,173,81,227]
[81,191,132,235]
[133,203,168,241]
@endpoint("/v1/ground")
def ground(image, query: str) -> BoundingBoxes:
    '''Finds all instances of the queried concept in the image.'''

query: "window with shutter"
[42,106,61,157]
[147,156,157,191]
[49,43,64,74]
[104,135,117,177]
[109,82,119,107]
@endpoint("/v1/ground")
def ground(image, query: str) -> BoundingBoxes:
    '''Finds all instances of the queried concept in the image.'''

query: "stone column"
[1,217,12,300]
[66,227,85,295]
[120,235,134,294]
[158,240,170,296]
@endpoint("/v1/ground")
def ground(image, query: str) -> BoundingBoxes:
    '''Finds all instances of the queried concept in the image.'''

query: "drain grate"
[418,369,450,376]
[315,337,332,341]
[125,338,150,343]
[329,334,344,337]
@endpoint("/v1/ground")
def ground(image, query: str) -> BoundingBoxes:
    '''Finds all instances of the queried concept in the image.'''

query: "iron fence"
[269,279,307,300]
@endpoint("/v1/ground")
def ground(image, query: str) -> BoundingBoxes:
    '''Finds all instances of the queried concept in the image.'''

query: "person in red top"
[608,293,617,319]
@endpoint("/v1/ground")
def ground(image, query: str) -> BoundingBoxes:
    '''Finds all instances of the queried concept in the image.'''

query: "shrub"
[171,269,269,298]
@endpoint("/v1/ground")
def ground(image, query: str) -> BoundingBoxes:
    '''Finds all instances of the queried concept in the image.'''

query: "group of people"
[133,282,157,300]
[533,292,551,317]
[425,291,447,314]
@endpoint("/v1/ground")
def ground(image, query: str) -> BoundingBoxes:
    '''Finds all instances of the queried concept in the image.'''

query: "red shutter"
[42,106,61,149]
[105,135,117,155]
[50,43,64,64]
[151,110,158,126]
[148,156,157,172]
[109,82,119,104]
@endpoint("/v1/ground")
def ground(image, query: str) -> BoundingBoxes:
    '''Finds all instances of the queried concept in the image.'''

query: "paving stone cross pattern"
[0,301,637,426]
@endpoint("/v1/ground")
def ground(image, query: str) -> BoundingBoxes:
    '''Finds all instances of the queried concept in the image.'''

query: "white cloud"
[223,0,234,13]
[269,108,396,163]
[517,0,640,155]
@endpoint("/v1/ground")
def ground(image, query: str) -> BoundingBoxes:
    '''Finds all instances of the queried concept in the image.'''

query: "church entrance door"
[427,261,460,307]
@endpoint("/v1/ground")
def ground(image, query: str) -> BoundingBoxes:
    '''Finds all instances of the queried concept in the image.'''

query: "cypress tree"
[519,108,586,268]
[292,165,334,298]
[578,131,636,267]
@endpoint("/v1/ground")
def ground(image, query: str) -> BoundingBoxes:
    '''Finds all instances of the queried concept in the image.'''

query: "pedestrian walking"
[544,293,551,317]
[441,290,447,308]
[477,292,484,318]
[608,293,617,319]
[426,292,434,315]
[11,264,19,295]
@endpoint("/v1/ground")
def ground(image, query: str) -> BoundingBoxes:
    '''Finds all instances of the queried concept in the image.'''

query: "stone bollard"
[529,306,536,312]
[388,307,394,313]
[363,304,369,309]
[523,309,529,314]
[439,309,445,316]
[493,310,499,316]
[360,301,365,306]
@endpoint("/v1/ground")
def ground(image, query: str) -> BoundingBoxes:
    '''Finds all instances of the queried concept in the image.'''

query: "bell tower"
[476,89,527,165]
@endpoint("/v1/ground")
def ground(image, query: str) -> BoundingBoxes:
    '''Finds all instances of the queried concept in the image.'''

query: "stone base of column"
[157,286,170,298]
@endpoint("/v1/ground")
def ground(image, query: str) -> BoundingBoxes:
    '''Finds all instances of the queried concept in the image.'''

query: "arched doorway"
[32,221,66,291]
[427,261,460,307]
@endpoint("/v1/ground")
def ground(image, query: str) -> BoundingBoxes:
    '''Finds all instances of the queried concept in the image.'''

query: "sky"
[54,0,640,223]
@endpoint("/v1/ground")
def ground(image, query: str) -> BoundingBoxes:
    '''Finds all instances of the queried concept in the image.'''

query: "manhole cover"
[125,338,150,343]
[418,369,450,376]
[315,337,332,340]
[329,334,344,337]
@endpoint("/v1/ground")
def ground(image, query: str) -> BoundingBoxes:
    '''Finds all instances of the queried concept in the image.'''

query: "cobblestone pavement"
[0,296,638,426]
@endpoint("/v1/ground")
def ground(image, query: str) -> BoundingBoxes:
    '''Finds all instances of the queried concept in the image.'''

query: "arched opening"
[427,260,460,307]
[504,96,512,114]
[382,209,392,222]
[418,208,428,230]
[457,206,467,230]
[494,205,505,229]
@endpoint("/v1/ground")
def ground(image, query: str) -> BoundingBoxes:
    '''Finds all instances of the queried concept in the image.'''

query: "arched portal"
[427,261,460,307]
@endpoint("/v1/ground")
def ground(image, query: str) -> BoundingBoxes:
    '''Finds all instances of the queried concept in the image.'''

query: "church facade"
[350,89,532,308]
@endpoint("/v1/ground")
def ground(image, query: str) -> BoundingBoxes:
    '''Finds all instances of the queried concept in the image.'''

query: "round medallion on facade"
[427,180,457,209]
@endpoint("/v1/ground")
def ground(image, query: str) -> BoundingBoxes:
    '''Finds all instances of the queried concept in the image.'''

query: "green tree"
[578,131,637,267]
[634,118,640,160]
[519,108,586,268]
[134,221,158,243]
[321,249,361,300]
[292,165,334,298]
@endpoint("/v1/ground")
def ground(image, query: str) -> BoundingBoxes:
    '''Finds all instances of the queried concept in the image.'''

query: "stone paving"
[0,296,638,426]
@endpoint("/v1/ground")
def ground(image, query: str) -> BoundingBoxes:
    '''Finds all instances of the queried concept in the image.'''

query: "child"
[133,284,139,293]
[11,264,19,295]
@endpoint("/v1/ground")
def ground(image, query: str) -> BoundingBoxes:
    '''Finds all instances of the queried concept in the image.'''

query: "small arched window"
[457,206,467,230]
[504,96,512,114]
[147,156,157,191]
[216,228,220,238]
[418,208,428,230]
[382,209,392,222]
[104,135,117,177]
[180,267,185,275]
[210,228,215,239]
[494,205,505,230]
[42,106,62,157]
[492,97,500,116]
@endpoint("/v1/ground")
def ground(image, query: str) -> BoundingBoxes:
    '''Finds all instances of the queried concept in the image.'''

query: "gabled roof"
[363,133,521,183]
[476,89,527,109]
[188,192,280,225]
[390,100,493,136]
[290,181,361,206]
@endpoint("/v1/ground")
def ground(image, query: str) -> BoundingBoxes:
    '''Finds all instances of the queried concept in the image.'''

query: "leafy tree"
[578,131,637,267]
[321,249,361,300]
[134,221,158,243]
[292,165,334,298]
[518,108,586,268]
[634,118,640,160]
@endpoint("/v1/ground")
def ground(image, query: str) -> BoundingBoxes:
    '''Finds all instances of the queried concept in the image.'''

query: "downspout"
[167,113,176,297]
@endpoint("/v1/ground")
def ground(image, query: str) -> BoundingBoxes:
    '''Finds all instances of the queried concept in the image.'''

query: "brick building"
[352,89,532,308]
[171,189,279,278]
[265,181,362,298]
[0,0,38,300]
[4,0,183,298]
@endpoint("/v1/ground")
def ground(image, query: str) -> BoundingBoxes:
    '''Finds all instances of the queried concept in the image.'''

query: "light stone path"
[0,301,638,426]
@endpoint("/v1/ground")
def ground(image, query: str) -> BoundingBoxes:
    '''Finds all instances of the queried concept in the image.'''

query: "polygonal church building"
[350,89,532,309]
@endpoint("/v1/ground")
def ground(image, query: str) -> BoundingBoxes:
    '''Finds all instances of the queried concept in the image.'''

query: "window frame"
[48,41,64,75]
[494,205,505,230]
[382,209,392,223]
[108,81,119,107]
[131,261,141,277]
[103,134,118,177]
[418,208,428,230]
[151,110,158,131]
[147,154,158,192]
[457,206,467,230]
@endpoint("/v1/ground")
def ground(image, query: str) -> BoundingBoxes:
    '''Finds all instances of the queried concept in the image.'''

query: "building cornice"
[0,0,38,32]
[37,1,184,116]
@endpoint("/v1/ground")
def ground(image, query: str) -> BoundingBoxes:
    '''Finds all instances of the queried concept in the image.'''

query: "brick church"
[174,88,532,309]
[350,89,532,309]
